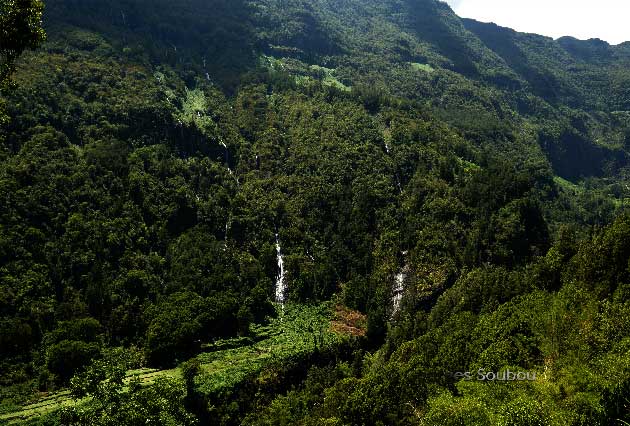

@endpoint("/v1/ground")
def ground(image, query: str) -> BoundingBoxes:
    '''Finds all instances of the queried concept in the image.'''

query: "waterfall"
[223,218,230,250]
[391,251,408,316]
[219,140,235,178]
[392,271,405,314]
[382,133,402,193]
[275,233,286,304]
[220,140,228,165]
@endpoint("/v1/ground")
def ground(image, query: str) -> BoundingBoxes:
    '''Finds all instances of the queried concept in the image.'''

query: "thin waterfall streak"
[275,233,286,304]
[392,251,408,316]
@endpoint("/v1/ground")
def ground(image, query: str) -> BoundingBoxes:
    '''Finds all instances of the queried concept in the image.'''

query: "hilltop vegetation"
[1,0,629,424]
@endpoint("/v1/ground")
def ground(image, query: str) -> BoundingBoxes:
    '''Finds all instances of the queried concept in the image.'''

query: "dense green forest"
[1,0,629,424]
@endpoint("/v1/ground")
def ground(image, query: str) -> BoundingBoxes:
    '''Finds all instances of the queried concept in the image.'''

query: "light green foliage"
[194,303,343,395]
[409,62,434,73]
[60,348,196,426]
[175,88,217,134]
[260,55,351,91]
[419,391,494,425]
[1,304,339,424]
[310,65,351,91]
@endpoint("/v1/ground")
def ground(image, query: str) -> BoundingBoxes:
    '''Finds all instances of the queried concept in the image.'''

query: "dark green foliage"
[41,318,103,385]
[1,0,630,424]
[61,348,197,426]
[571,213,630,296]
[276,219,630,426]
[0,0,46,84]
[145,291,239,367]
[45,340,101,385]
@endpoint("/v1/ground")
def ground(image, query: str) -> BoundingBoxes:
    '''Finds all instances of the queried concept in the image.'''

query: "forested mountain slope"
[1,0,629,425]
[35,0,630,181]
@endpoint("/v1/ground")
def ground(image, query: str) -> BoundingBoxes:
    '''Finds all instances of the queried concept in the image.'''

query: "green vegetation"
[194,304,342,395]
[409,62,434,73]
[1,304,351,425]
[1,0,630,424]
[0,0,46,84]
[0,0,46,125]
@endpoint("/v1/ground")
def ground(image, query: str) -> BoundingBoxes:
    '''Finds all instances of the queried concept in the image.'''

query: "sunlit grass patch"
[410,62,434,73]
[2,303,343,423]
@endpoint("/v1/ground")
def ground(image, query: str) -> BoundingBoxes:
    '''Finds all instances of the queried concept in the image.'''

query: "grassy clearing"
[1,303,345,424]
[410,62,434,73]
[259,55,351,91]
[194,302,345,395]
[296,65,351,91]
[0,391,76,424]
[553,176,584,196]
[0,368,179,425]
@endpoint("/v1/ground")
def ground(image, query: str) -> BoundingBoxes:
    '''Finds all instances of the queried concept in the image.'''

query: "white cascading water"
[223,219,230,250]
[392,272,405,315]
[220,140,230,172]
[391,251,408,316]
[275,233,286,304]
[219,140,238,184]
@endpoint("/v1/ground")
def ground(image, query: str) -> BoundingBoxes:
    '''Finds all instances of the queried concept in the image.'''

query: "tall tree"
[0,0,45,83]
[1,0,45,123]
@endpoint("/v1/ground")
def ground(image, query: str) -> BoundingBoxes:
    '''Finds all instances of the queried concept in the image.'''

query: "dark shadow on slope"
[462,19,565,104]
[557,37,614,64]
[401,0,479,77]
[43,0,259,92]
[251,0,345,62]
[539,128,628,181]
